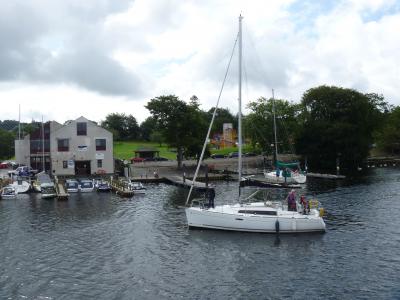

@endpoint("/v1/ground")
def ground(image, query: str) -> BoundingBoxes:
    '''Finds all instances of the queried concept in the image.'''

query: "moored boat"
[10,179,31,194]
[1,186,17,199]
[41,182,57,199]
[79,179,94,193]
[128,181,146,194]
[65,179,79,193]
[96,180,111,192]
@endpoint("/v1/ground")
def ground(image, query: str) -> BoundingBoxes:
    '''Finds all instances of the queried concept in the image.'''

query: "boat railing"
[191,198,208,209]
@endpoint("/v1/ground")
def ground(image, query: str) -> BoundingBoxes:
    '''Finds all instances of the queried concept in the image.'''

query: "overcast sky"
[1,0,399,124]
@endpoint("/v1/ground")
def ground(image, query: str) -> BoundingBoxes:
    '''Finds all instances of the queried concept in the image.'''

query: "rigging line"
[185,33,239,206]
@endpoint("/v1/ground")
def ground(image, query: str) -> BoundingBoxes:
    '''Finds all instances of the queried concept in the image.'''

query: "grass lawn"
[114,141,258,160]
[113,141,177,160]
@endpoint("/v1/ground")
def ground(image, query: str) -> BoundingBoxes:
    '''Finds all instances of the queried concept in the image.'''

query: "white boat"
[32,172,52,192]
[10,178,31,194]
[65,179,79,193]
[41,182,57,199]
[128,181,146,194]
[1,186,17,199]
[185,16,325,233]
[79,179,94,193]
[263,90,307,185]
[264,169,306,184]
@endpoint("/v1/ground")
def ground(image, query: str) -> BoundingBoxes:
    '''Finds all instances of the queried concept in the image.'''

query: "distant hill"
[0,120,19,131]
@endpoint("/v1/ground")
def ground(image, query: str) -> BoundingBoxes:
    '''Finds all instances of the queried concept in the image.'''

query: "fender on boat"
[275,220,280,233]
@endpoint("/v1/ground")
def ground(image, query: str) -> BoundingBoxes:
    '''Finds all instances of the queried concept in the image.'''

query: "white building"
[15,117,114,176]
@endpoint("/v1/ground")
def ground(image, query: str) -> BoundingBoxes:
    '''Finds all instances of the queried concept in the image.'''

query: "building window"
[58,139,69,152]
[63,161,68,169]
[77,122,87,136]
[96,138,106,151]
[97,159,103,168]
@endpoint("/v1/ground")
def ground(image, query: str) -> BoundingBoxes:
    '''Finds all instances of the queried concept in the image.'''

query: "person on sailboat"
[287,190,297,211]
[300,195,308,214]
[206,187,215,209]
[275,168,280,177]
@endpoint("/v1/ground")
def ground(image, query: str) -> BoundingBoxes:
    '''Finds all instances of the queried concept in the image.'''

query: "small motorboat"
[65,179,79,193]
[10,178,31,194]
[32,172,52,192]
[128,181,146,194]
[96,180,111,192]
[79,179,94,193]
[1,186,17,199]
[41,182,57,199]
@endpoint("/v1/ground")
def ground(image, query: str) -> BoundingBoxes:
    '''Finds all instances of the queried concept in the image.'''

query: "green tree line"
[1,86,398,173]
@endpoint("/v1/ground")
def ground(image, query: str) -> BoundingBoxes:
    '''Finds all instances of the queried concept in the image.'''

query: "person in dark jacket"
[206,188,215,209]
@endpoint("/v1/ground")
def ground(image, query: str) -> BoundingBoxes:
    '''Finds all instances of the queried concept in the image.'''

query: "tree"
[244,97,301,156]
[296,85,381,173]
[150,131,164,146]
[140,117,156,141]
[375,106,400,154]
[146,95,208,168]
[101,113,140,141]
[0,128,14,159]
[207,107,237,134]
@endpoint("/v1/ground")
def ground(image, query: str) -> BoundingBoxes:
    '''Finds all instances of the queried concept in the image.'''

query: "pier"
[306,173,346,179]
[164,175,213,191]
[109,178,134,197]
[54,177,69,200]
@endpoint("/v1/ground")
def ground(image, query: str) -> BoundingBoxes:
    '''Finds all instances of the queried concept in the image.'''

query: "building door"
[75,160,91,175]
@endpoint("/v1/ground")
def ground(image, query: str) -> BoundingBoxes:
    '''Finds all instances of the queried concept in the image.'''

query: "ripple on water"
[1,169,400,299]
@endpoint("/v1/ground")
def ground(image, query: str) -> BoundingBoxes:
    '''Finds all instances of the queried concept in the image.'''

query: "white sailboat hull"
[186,204,325,233]
[10,181,31,193]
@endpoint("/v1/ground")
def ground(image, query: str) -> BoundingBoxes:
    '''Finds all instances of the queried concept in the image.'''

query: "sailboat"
[263,92,307,184]
[185,16,325,233]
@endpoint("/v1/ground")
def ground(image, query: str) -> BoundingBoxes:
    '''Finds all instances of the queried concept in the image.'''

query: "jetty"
[164,175,213,191]
[54,177,69,200]
[109,178,134,197]
[306,173,346,179]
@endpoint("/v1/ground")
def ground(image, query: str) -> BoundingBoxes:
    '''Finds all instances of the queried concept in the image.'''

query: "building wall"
[15,137,30,166]
[51,117,113,175]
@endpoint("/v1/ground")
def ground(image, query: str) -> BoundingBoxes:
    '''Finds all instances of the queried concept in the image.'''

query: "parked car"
[154,157,168,161]
[228,152,239,158]
[211,154,226,159]
[8,166,38,177]
[131,157,145,163]
[244,152,257,157]
[143,157,155,162]
[0,162,9,169]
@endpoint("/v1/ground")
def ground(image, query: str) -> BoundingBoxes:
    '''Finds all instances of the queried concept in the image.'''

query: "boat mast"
[238,15,243,199]
[18,104,21,140]
[272,89,278,165]
[41,116,45,172]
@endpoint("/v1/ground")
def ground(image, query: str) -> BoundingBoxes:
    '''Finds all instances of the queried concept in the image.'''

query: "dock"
[54,177,69,200]
[109,179,134,197]
[56,183,69,200]
[164,175,213,191]
[306,173,346,179]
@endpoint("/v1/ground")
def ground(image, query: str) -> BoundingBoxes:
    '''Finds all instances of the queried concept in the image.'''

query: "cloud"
[0,0,399,124]
[0,0,140,96]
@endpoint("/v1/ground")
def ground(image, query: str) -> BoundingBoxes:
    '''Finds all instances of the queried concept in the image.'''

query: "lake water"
[1,168,399,299]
